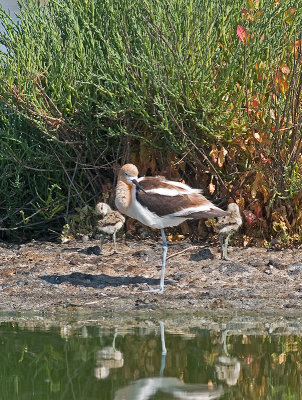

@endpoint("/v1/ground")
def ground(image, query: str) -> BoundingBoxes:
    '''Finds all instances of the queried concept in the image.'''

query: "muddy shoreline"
[1,237,302,314]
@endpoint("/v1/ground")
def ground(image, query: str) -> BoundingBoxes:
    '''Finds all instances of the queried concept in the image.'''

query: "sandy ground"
[1,236,302,314]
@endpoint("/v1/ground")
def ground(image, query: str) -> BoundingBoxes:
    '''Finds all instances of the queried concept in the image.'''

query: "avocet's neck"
[115,180,132,217]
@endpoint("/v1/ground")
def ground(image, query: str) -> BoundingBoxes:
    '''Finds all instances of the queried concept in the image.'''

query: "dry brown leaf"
[209,144,219,163]
[251,171,264,198]
[237,197,245,210]
[280,62,290,74]
[243,235,251,247]
[208,181,215,195]
[218,147,228,168]
[167,234,185,242]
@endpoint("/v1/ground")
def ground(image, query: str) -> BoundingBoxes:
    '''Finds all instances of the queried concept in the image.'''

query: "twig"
[66,160,79,217]
[166,245,199,259]
[163,97,229,193]
[141,7,177,63]
[53,151,86,206]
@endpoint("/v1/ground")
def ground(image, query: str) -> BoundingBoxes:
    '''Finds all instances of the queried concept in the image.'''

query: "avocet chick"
[95,202,125,254]
[95,330,123,379]
[216,203,242,261]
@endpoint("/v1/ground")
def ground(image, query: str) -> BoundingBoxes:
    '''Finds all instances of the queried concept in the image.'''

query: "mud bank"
[1,238,302,313]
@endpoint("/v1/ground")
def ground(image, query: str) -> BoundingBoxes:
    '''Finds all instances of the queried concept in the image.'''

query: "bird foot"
[142,284,164,294]
[222,256,233,261]
[142,288,164,294]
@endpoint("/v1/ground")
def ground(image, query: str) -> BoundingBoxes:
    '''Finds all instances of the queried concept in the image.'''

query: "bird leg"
[159,228,167,292]
[112,230,120,253]
[143,228,167,293]
[220,232,233,261]
[159,321,167,377]
[112,329,118,349]
[100,235,105,254]
[219,234,225,259]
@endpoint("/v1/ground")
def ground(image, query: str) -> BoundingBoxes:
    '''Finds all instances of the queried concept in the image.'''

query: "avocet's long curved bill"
[131,179,148,194]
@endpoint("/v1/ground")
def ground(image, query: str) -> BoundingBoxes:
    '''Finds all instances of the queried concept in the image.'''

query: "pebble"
[249,260,267,268]
[190,248,214,261]
[219,263,247,275]
[171,272,184,282]
[288,263,302,276]
[267,259,288,270]
[86,246,101,255]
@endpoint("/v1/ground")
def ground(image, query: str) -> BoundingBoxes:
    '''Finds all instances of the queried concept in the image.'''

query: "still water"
[1,314,302,399]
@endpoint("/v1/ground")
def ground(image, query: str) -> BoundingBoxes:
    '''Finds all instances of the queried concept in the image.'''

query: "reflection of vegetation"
[1,322,302,399]
[224,334,302,399]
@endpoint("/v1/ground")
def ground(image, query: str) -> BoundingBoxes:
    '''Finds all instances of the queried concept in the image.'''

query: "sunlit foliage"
[0,0,301,242]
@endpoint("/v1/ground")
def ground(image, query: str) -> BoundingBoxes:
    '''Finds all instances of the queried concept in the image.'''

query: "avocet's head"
[95,202,112,216]
[118,164,139,185]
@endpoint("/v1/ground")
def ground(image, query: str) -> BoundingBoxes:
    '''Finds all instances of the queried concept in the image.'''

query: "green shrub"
[0,0,301,241]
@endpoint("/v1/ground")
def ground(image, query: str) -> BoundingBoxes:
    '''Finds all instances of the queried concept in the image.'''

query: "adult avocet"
[115,163,228,293]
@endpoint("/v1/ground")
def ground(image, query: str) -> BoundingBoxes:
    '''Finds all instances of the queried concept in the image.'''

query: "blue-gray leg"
[159,321,167,377]
[112,230,119,253]
[219,234,225,258]
[143,228,167,293]
[100,235,105,254]
[220,232,233,261]
[159,228,167,293]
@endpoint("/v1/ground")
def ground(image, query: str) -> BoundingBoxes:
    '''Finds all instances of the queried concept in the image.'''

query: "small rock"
[249,260,266,268]
[288,263,302,276]
[219,263,247,275]
[284,302,298,309]
[86,246,101,255]
[190,248,214,261]
[267,259,287,270]
[132,249,158,262]
[199,291,210,299]
[171,272,184,282]
[133,250,149,258]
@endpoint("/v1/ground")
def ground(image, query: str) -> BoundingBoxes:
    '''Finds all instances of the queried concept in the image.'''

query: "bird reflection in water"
[114,321,224,400]
[94,329,124,380]
[214,329,241,387]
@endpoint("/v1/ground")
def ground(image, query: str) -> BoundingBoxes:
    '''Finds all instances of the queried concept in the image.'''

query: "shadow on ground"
[40,272,173,289]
